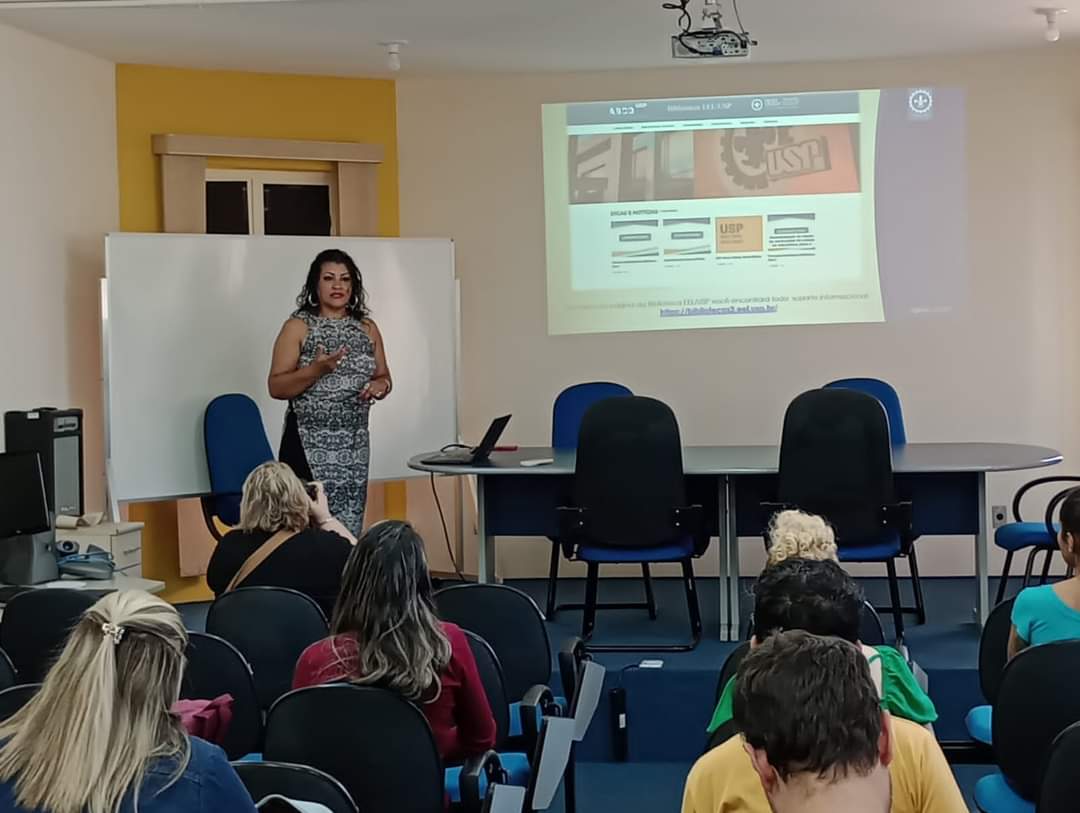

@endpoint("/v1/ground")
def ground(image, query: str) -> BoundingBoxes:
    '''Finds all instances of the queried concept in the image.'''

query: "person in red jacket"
[294,520,496,762]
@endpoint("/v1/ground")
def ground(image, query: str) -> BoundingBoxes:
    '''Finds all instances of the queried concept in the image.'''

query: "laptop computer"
[420,415,511,466]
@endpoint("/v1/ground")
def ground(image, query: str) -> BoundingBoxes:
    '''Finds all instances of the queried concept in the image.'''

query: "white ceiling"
[0,0,1070,76]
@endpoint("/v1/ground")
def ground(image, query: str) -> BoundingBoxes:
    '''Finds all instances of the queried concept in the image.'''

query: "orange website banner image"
[567,124,861,205]
[694,124,861,199]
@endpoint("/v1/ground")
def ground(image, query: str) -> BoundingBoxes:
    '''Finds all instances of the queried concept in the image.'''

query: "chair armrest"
[558,637,588,703]
[520,684,561,762]
[1046,485,1080,538]
[1012,476,1080,522]
[883,501,913,541]
[459,750,507,813]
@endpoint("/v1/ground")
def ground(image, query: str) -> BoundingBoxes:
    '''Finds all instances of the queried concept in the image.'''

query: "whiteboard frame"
[101,233,460,504]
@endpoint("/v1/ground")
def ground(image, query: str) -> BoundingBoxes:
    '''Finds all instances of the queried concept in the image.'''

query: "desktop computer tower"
[3,408,84,517]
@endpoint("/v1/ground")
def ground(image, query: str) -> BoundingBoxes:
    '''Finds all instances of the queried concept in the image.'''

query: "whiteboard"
[104,234,457,502]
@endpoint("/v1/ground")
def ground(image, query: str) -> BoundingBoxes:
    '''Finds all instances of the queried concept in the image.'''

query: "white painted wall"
[0,22,118,513]
[397,47,1080,579]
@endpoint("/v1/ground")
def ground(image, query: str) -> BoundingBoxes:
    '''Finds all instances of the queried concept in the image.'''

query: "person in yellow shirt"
[683,631,966,813]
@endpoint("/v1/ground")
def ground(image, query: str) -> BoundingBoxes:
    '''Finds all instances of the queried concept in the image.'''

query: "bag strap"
[225,529,295,593]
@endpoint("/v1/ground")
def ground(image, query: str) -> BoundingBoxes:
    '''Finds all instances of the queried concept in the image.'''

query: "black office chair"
[769,389,912,641]
[557,396,706,651]
[435,584,565,739]
[231,761,358,813]
[0,648,18,693]
[993,477,1080,605]
[0,589,99,682]
[206,586,328,711]
[0,683,40,723]
[182,631,262,759]
[1038,720,1080,813]
[964,597,1016,745]
[265,684,502,813]
[973,641,1080,811]
[463,630,549,791]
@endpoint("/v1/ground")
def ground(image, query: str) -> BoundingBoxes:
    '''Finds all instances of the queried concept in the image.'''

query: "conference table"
[409,443,1062,640]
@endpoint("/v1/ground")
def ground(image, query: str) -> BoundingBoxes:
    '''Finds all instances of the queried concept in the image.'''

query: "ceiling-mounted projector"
[665,0,757,60]
[671,29,753,59]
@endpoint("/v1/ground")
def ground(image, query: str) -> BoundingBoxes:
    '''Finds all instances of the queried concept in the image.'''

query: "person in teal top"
[1009,487,1080,658]
[707,558,936,747]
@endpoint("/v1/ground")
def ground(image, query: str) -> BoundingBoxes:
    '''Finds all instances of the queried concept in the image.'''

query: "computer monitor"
[0,452,50,538]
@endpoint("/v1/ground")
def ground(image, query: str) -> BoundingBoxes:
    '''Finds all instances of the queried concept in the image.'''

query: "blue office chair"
[825,378,925,625]
[974,641,1080,812]
[771,389,913,641]
[993,477,1080,605]
[201,394,275,541]
[547,382,643,619]
[964,597,1015,746]
[557,396,707,651]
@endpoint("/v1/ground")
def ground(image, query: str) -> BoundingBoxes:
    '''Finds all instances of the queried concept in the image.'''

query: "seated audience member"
[707,559,935,744]
[207,461,354,618]
[0,590,256,813]
[1009,487,1080,658]
[684,630,965,813]
[765,509,838,566]
[294,520,496,762]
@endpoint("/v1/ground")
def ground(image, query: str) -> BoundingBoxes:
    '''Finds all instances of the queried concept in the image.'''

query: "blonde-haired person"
[207,461,355,618]
[766,509,838,566]
[0,590,256,813]
[293,520,497,763]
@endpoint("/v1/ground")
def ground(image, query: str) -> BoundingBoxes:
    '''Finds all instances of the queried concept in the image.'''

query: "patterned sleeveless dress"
[286,310,376,535]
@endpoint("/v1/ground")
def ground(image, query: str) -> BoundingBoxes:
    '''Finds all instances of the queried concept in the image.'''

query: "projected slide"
[542,88,966,335]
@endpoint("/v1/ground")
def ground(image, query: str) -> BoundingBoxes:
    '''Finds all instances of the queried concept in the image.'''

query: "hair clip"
[101,622,126,645]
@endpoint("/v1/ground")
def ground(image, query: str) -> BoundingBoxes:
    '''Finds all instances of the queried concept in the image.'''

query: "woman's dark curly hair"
[296,248,370,321]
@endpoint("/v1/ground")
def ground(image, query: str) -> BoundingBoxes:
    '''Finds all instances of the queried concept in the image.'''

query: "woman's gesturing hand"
[313,345,346,376]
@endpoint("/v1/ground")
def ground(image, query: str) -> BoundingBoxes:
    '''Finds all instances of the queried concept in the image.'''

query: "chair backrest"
[993,641,1080,800]
[1039,720,1080,813]
[778,389,895,542]
[463,630,510,747]
[0,683,41,723]
[435,584,551,701]
[182,631,263,759]
[552,382,633,449]
[204,394,275,526]
[0,648,18,693]
[206,587,329,710]
[265,684,444,813]
[859,601,886,647]
[0,588,98,682]
[231,761,359,813]
[979,598,1015,705]
[574,396,687,549]
[824,378,907,445]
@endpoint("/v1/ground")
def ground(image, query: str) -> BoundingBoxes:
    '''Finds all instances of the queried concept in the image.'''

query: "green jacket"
[706,644,937,734]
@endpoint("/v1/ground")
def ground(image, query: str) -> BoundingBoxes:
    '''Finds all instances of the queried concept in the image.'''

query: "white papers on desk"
[55,512,104,530]
[39,580,87,589]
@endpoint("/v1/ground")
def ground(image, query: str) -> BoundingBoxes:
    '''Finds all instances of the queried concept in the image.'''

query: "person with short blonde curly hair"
[207,461,356,618]
[766,509,838,566]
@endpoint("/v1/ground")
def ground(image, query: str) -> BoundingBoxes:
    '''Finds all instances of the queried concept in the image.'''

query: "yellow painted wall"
[115,64,403,599]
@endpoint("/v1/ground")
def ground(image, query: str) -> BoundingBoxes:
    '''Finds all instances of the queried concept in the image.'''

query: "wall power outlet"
[992,505,1008,528]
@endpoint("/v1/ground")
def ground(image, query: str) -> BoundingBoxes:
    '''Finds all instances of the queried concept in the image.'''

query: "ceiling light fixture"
[1036,7,1068,43]
[379,40,407,72]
